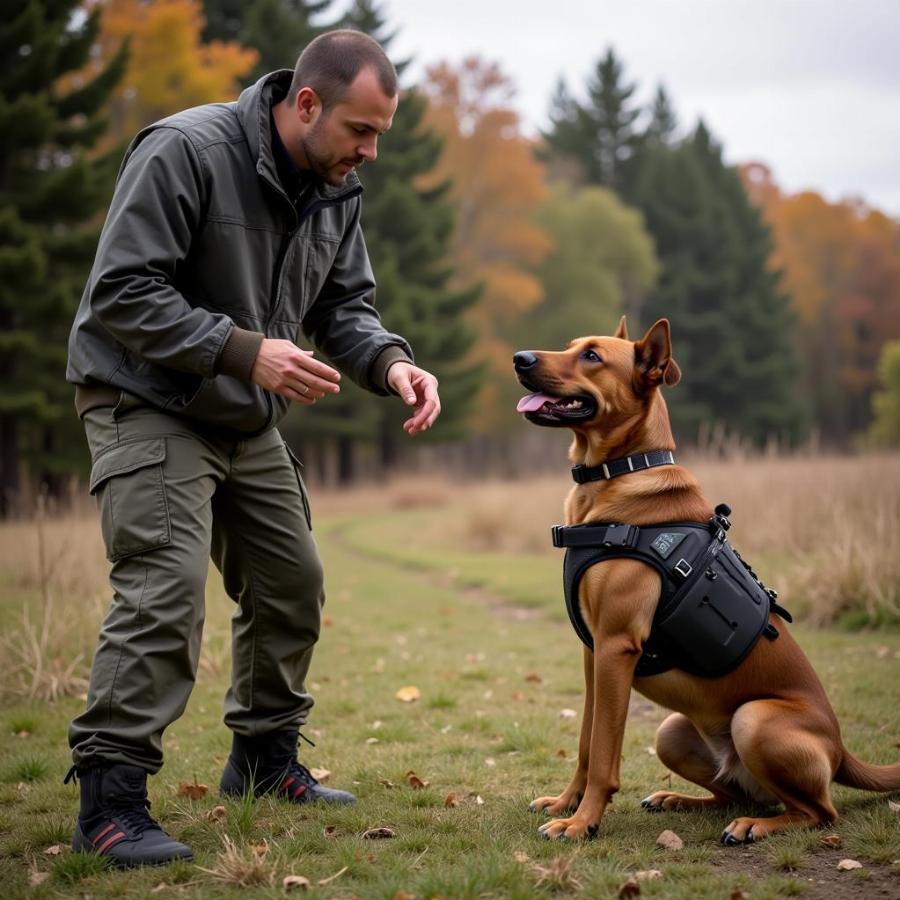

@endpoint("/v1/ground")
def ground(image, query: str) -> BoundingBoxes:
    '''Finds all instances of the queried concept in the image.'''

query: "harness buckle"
[551,525,565,548]
[673,558,693,580]
[602,523,638,548]
[571,465,589,484]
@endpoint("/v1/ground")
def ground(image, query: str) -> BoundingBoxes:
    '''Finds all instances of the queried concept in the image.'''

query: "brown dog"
[513,317,900,843]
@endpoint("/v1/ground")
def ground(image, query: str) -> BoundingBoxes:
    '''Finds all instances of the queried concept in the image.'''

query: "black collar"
[571,450,675,484]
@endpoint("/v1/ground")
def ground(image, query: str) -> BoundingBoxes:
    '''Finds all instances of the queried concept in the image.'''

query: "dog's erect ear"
[614,315,629,340]
[634,319,681,387]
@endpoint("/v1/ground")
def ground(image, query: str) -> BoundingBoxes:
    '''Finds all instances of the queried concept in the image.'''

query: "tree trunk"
[0,414,19,518]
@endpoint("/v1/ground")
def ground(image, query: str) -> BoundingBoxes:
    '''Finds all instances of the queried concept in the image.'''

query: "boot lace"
[108,794,160,834]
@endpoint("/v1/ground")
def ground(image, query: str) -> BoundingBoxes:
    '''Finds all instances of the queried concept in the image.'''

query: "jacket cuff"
[370,345,413,394]
[216,327,264,381]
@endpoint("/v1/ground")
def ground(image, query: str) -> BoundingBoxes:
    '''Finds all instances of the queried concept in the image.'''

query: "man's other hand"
[386,362,441,435]
[250,339,341,405]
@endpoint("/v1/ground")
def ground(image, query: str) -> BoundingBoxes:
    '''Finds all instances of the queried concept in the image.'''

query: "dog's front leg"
[538,636,638,840]
[530,645,594,816]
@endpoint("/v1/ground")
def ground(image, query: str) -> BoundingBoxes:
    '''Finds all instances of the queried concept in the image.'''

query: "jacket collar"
[234,70,362,204]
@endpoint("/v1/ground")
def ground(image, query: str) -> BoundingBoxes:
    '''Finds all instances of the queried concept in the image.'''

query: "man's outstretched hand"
[250,339,341,405]
[387,362,441,435]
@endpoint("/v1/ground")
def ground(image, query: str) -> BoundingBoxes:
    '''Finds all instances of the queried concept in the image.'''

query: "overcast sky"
[343,0,900,215]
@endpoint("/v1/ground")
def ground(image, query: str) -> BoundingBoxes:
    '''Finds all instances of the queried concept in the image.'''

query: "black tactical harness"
[553,455,792,678]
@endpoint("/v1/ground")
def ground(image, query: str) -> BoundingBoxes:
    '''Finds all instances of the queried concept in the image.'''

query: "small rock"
[656,829,684,850]
[837,858,863,871]
[283,874,310,891]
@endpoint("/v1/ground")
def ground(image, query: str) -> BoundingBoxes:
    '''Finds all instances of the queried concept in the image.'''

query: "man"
[65,30,440,868]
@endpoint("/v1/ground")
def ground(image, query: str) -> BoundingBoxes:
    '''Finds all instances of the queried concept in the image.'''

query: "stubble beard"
[300,116,361,187]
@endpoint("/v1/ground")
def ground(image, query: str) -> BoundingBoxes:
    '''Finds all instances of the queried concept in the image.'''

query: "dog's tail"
[834,748,900,792]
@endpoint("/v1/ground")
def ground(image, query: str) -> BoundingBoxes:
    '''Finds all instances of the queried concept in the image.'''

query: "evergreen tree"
[629,123,807,443]
[282,0,481,481]
[543,47,640,191]
[0,1,126,515]
[202,0,332,82]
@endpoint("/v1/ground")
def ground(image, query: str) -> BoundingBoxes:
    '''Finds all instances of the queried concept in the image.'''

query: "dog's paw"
[641,791,722,812]
[529,793,581,816]
[538,815,599,841]
[720,817,760,845]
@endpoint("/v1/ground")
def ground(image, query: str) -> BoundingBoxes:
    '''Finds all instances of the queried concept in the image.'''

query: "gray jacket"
[67,70,411,434]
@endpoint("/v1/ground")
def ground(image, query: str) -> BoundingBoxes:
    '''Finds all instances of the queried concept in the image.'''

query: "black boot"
[67,764,193,868]
[219,730,356,805]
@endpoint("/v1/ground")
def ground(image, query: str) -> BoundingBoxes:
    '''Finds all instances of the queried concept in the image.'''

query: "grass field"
[0,456,899,898]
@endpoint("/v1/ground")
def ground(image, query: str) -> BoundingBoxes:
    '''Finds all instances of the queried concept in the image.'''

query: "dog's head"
[513,317,681,431]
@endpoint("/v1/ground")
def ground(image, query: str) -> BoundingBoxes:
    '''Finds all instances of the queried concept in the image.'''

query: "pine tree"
[281,0,480,481]
[0,1,126,515]
[543,48,641,191]
[202,0,332,81]
[630,123,807,443]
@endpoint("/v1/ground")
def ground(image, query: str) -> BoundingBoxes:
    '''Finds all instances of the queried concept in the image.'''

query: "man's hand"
[250,339,340,405]
[387,362,441,435]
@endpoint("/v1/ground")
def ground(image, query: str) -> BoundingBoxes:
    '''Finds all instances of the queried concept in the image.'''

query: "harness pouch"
[653,541,769,676]
[89,438,171,562]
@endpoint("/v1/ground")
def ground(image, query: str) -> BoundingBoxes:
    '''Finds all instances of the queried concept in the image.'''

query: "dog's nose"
[513,351,538,372]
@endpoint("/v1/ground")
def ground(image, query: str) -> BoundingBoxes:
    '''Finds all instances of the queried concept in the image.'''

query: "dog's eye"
[581,349,602,363]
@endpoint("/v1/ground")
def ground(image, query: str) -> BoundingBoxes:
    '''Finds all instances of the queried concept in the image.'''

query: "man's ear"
[634,319,681,388]
[296,86,321,124]
[614,315,629,340]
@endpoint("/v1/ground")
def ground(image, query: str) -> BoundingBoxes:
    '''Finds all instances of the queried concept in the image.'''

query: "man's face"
[299,67,398,187]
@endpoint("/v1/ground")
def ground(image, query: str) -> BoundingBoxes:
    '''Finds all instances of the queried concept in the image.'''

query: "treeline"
[2,0,899,513]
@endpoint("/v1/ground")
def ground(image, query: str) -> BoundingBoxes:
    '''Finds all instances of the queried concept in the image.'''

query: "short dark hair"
[287,30,397,109]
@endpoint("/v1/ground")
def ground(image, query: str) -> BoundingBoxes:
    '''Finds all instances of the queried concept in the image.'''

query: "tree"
[742,163,900,440]
[0,0,126,515]
[202,0,331,82]
[514,183,658,351]
[629,125,806,443]
[869,340,900,445]
[421,57,552,429]
[281,0,481,481]
[95,0,257,144]
[543,47,641,192]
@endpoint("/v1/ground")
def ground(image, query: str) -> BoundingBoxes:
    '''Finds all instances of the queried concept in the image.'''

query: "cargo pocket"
[284,443,312,530]
[89,438,171,561]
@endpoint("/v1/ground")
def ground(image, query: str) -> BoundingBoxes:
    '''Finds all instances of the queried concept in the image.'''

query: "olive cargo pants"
[69,393,324,773]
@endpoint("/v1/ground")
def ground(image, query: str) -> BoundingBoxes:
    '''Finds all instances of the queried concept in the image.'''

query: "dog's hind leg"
[529,645,593,816]
[721,699,839,845]
[642,713,743,812]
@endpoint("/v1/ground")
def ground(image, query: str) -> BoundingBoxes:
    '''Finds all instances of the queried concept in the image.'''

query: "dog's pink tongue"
[517,393,559,413]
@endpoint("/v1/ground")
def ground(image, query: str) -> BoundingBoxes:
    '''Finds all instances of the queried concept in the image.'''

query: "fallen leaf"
[819,833,843,849]
[371,720,383,729]
[379,779,395,789]
[250,839,269,859]
[177,777,209,800]
[323,825,338,838]
[475,795,485,805]
[43,844,63,856]
[559,708,577,719]
[634,869,663,881]
[444,792,460,807]
[150,883,168,894]
[317,866,348,886]
[309,767,331,782]
[889,800,900,813]
[655,829,684,850]
[395,685,421,702]
[511,691,524,701]
[322,616,334,626]
[16,730,30,739]
[391,892,416,900]
[406,771,429,789]
[283,874,311,891]
[730,891,749,900]
[513,850,529,863]
[644,746,657,755]
[618,878,641,897]
[555,748,568,758]
[524,673,543,684]
[363,826,396,840]
[837,858,863,871]
[28,872,50,887]
[484,758,496,767]
[365,737,380,744]
[205,805,227,822]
